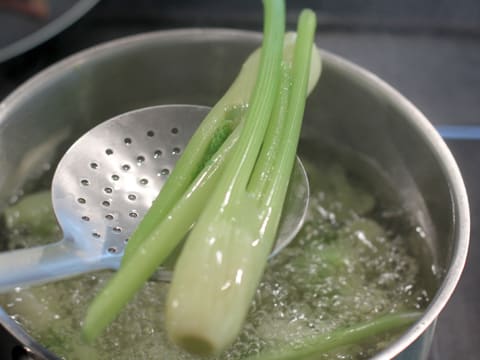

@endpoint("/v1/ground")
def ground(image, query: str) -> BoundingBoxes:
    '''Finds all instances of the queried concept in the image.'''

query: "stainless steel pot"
[0,29,470,360]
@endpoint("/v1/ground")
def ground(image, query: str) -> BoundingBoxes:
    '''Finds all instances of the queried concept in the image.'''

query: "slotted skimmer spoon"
[0,104,309,293]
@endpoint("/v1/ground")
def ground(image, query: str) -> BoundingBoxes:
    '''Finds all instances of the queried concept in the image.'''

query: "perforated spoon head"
[53,104,308,265]
[52,105,208,262]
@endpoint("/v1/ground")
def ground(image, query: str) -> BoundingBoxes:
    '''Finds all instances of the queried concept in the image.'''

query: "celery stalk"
[247,312,422,360]
[83,33,320,346]
[83,0,321,345]
[123,29,321,265]
[165,7,318,356]
[82,126,240,343]
[121,38,260,265]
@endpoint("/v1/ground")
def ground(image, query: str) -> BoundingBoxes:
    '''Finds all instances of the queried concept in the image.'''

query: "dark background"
[0,1,479,359]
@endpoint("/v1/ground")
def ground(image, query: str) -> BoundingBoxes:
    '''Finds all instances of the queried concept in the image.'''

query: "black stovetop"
[1,1,479,359]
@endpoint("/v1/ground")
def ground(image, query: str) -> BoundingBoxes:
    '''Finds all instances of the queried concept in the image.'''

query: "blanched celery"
[246,311,422,360]
[121,35,259,265]
[165,6,318,356]
[82,126,239,342]
[122,8,320,266]
[83,0,321,347]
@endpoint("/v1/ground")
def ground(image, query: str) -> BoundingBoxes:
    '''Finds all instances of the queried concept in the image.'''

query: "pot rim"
[0,28,470,360]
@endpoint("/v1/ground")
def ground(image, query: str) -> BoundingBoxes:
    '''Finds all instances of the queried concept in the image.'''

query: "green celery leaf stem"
[122,104,224,263]
[244,9,316,273]
[122,47,262,264]
[165,0,286,355]
[247,311,423,360]
[211,0,285,198]
[261,9,316,211]
[248,63,292,200]
[82,126,241,343]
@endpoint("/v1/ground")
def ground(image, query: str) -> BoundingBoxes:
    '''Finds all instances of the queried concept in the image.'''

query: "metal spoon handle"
[0,241,113,293]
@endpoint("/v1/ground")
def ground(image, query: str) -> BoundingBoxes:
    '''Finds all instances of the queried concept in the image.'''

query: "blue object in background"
[437,125,480,140]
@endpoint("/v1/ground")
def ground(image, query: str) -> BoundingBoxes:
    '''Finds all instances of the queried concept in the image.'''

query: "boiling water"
[0,146,433,360]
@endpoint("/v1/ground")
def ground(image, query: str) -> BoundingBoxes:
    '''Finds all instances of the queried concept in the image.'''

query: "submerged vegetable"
[248,311,422,360]
[3,190,57,238]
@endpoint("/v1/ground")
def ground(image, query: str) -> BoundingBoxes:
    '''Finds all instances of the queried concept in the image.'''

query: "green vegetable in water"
[165,5,317,355]
[0,2,430,358]
[0,151,430,359]
[247,311,422,360]
[82,0,321,348]
[120,14,320,268]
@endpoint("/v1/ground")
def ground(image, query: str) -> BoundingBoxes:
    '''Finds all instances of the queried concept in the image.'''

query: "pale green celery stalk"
[113,26,323,265]
[245,30,321,205]
[247,312,422,360]
[82,126,240,343]
[121,38,261,265]
[247,42,293,197]
[83,18,320,343]
[256,9,316,206]
[165,7,318,357]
